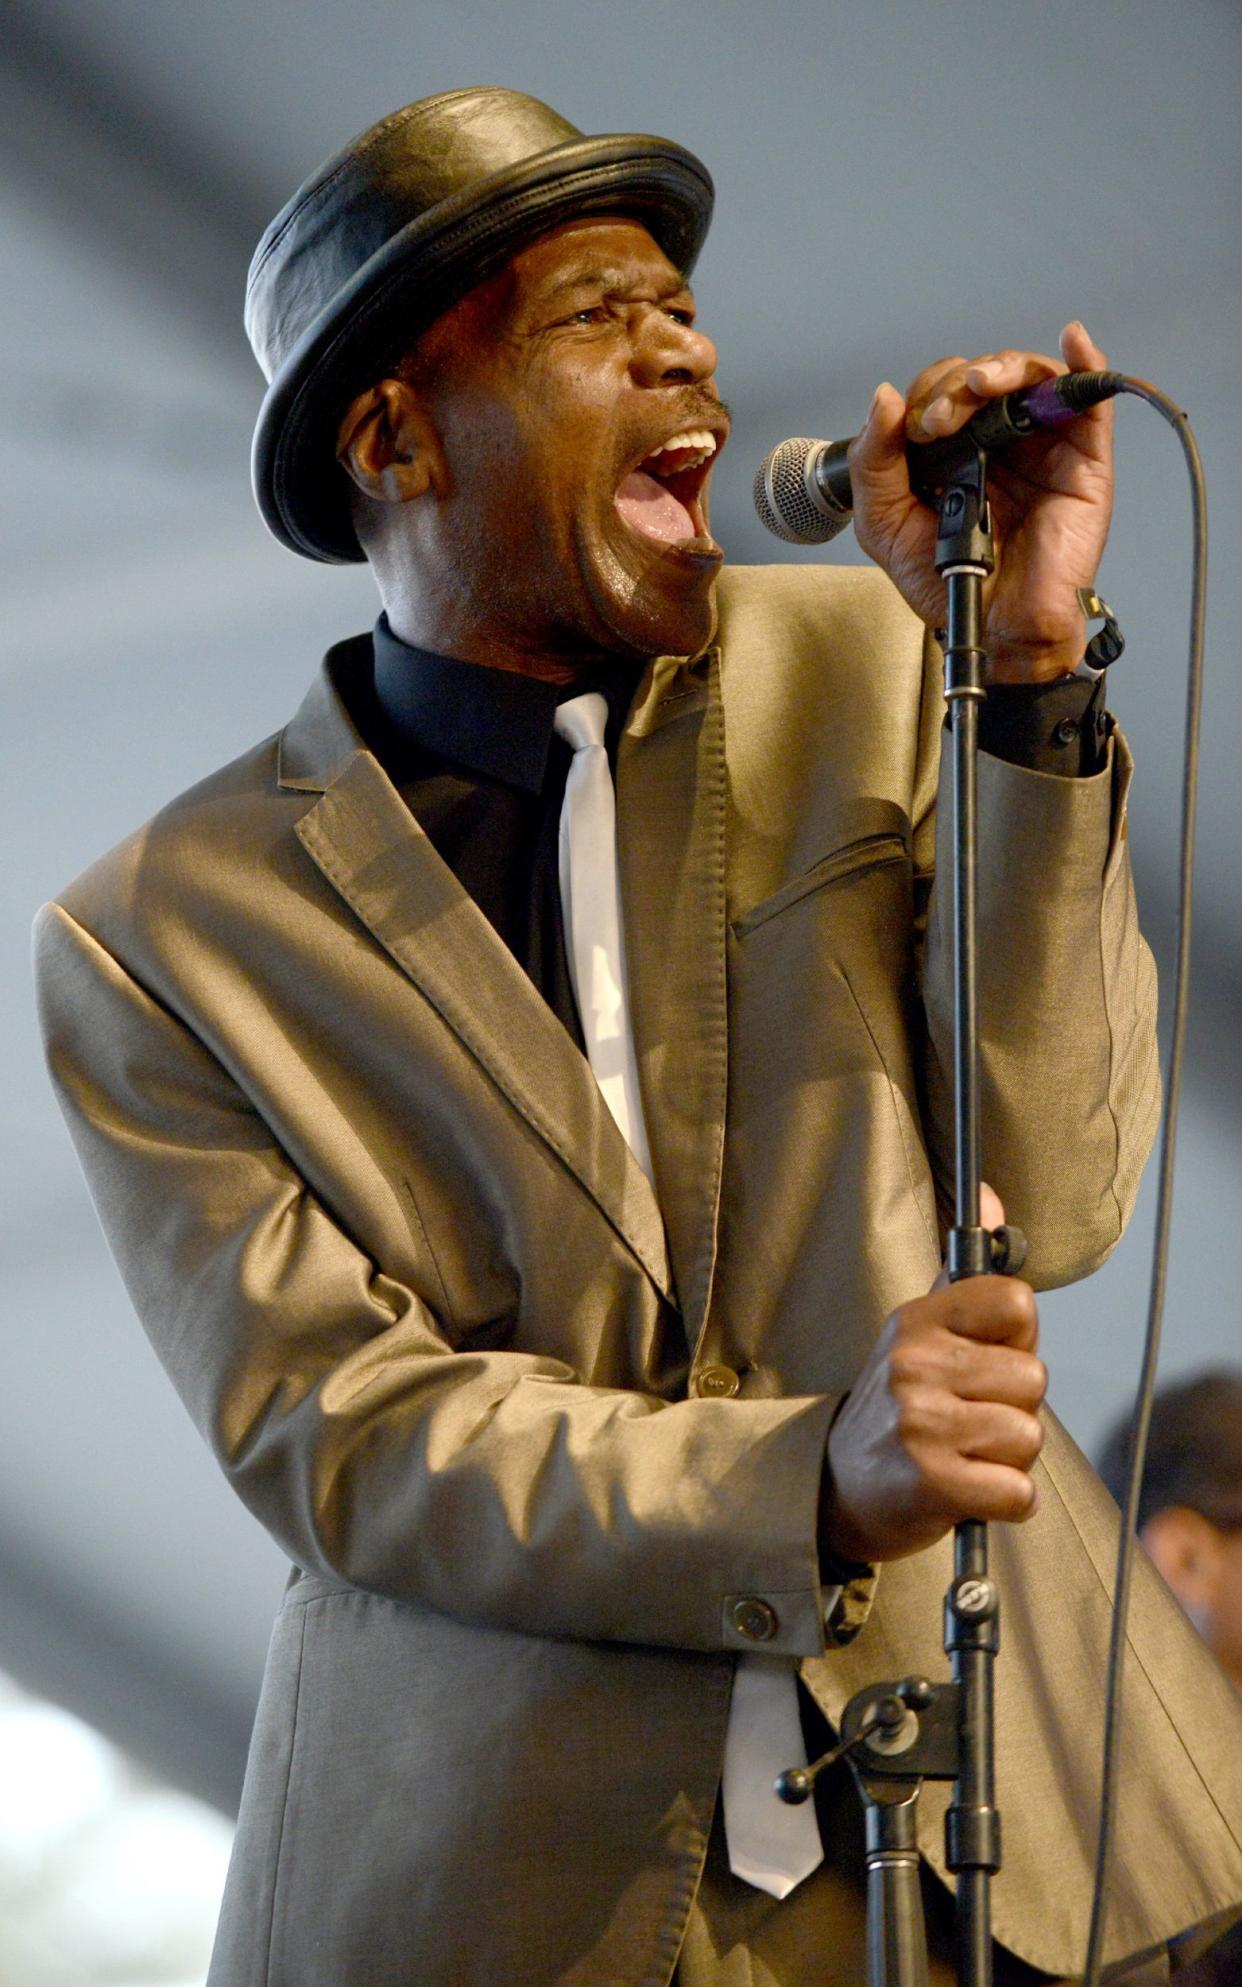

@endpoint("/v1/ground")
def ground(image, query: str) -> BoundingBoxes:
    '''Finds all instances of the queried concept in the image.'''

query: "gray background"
[2,0,1238,1813]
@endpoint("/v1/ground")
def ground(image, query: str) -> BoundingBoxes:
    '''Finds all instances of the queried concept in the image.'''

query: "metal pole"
[938,452,1001,1985]
[865,1787,933,1987]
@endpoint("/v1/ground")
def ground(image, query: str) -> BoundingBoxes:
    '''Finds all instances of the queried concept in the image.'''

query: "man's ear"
[336,378,448,506]
[1142,1505,1225,1631]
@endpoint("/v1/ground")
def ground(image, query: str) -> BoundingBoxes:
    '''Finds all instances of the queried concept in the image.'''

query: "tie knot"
[554,691,608,756]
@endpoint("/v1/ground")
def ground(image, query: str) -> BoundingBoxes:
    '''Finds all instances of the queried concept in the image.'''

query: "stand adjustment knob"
[988,1224,1027,1275]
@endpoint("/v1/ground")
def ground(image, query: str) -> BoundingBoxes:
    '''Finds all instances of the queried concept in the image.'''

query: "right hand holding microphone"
[847,322,1115,683]
[820,1188,1048,1565]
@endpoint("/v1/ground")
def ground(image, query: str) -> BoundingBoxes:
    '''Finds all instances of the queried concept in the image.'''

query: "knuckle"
[891,1298,933,1346]
[907,356,965,396]
[887,1340,925,1390]
[896,1386,945,1448]
[994,1474,1035,1522]
[1004,1272,1036,1311]
[947,1332,981,1384]
[890,1382,930,1430]
[893,1389,926,1441]
[1014,1412,1044,1465]
[1001,1278,1038,1335]
[948,1281,994,1334]
[887,1361,914,1404]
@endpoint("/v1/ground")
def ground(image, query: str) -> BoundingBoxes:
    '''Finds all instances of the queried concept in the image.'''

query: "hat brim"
[252,133,714,564]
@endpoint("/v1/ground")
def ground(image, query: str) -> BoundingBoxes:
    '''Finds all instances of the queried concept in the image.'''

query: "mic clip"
[932,442,994,571]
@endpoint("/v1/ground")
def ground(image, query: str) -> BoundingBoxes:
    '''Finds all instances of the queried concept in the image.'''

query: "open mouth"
[614,428,722,549]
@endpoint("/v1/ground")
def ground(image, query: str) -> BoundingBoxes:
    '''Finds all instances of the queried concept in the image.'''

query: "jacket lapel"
[618,649,728,1345]
[279,655,674,1303]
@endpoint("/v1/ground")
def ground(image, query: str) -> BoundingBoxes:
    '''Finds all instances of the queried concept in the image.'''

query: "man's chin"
[594,537,722,662]
[617,591,718,663]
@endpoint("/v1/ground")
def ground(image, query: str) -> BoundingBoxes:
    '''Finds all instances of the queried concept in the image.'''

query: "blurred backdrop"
[3,0,1239,1887]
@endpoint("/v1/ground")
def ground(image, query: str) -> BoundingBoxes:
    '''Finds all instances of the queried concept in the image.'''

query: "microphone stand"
[780,440,1026,1987]
[939,439,1005,1987]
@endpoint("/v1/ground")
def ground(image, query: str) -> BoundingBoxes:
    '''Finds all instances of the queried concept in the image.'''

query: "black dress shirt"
[343,615,643,1049]
[339,615,1107,1039]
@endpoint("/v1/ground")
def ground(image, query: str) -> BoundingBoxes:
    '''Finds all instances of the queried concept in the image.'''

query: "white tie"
[721,1656,825,1898]
[553,693,652,1178]
[553,689,822,1899]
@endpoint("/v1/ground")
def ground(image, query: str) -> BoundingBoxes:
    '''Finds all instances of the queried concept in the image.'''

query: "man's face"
[406,217,730,668]
[1143,1505,1242,1694]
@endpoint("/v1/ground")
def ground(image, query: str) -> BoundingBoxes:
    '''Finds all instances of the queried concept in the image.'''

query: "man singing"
[35,87,1242,1984]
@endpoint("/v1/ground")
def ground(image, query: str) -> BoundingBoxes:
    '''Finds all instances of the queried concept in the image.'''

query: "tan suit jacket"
[35,565,1242,1984]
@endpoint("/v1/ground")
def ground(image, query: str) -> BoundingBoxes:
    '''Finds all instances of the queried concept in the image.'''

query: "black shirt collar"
[370,615,642,794]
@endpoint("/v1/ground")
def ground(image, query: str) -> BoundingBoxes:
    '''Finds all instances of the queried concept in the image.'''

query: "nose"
[630,307,718,388]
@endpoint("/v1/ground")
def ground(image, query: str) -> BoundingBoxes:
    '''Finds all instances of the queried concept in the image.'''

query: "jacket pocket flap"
[734,800,911,938]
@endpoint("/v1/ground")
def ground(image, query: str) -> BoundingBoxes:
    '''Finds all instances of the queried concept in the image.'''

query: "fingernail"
[966,360,1002,389]
[922,395,954,434]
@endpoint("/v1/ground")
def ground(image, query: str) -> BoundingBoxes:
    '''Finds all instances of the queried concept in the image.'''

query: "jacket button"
[695,1363,740,1398]
[730,1598,778,1642]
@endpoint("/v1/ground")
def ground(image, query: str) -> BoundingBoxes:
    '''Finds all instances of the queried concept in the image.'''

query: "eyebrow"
[542,267,692,302]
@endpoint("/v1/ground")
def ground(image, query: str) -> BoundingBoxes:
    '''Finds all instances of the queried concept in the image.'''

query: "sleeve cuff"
[975,674,1110,777]
[817,1396,879,1645]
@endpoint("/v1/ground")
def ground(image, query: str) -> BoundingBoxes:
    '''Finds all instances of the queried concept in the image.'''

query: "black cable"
[1081,380,1207,1987]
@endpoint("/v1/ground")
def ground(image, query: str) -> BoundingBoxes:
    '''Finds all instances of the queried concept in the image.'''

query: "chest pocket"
[732,829,909,939]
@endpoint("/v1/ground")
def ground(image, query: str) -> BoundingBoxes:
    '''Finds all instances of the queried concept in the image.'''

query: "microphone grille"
[753,437,852,546]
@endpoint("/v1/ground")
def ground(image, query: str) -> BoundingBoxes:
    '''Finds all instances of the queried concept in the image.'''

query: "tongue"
[615,468,696,545]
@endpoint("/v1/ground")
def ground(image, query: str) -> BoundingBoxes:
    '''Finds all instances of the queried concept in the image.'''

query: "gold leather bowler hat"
[246,86,714,563]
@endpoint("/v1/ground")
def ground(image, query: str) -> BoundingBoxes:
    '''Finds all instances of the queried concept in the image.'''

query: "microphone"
[753,369,1125,545]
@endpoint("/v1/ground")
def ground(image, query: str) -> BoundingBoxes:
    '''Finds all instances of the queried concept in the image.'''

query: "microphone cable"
[1081,379,1207,1987]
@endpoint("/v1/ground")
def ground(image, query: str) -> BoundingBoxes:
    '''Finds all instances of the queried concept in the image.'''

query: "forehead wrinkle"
[540,263,692,303]
[544,266,625,297]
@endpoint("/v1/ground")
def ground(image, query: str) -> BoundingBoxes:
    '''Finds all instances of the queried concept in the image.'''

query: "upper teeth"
[648,428,718,467]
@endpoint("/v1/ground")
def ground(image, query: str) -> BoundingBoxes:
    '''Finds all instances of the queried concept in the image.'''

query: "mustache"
[674,392,732,432]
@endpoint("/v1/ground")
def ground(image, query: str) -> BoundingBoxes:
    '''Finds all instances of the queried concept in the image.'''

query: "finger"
[847,380,913,509]
[896,1367,1045,1457]
[915,349,1062,439]
[1056,320,1115,470]
[962,347,1064,396]
[1059,318,1109,373]
[929,1276,1039,1352]
[952,1458,1041,1524]
[902,354,967,415]
[920,1335,1047,1411]
[952,1344,1047,1412]
[955,1400,1045,1470]
[902,1442,1041,1526]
